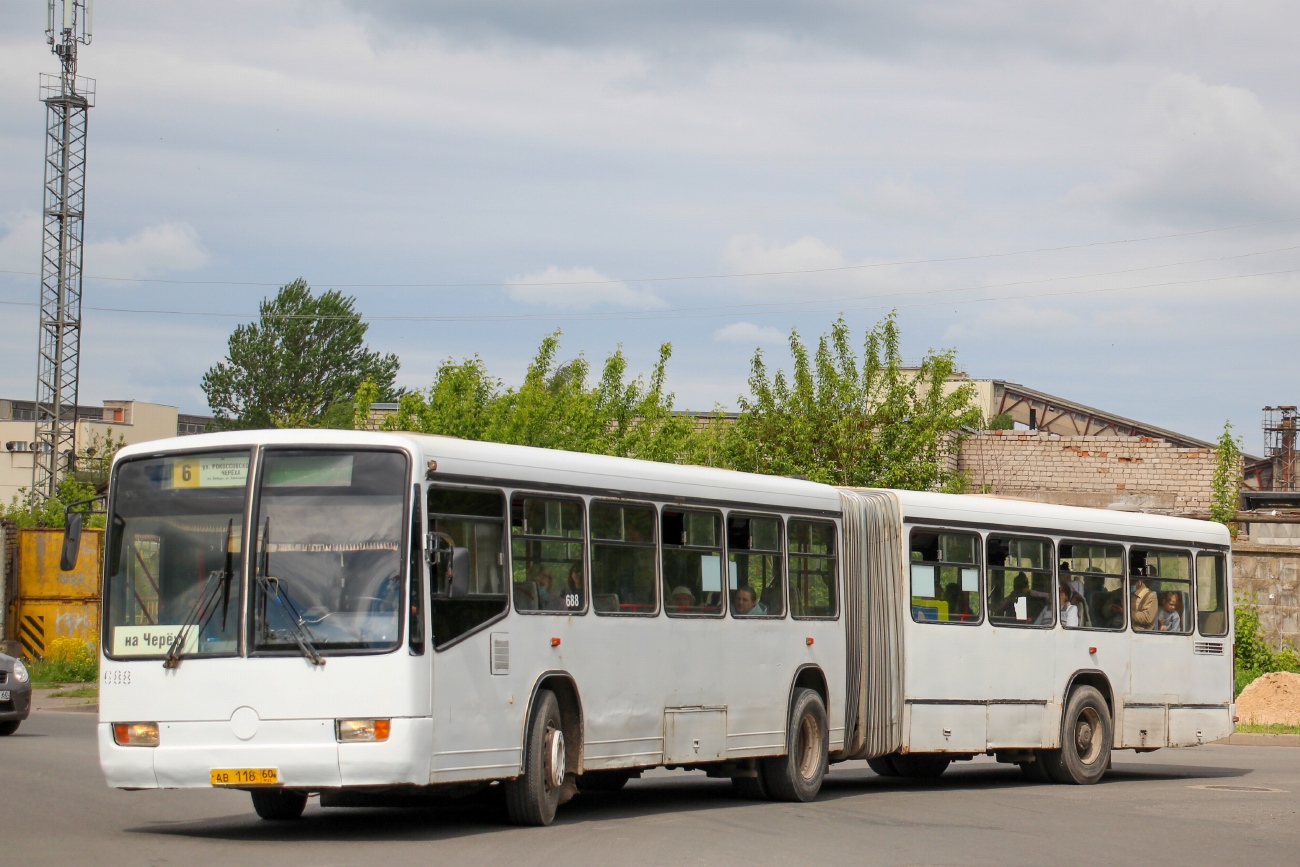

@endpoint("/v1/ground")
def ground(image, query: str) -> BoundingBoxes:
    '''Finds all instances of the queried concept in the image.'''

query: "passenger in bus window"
[1158,592,1182,632]
[732,587,767,616]
[944,582,972,621]
[530,564,556,608]
[993,573,1030,619]
[671,586,696,610]
[1131,573,1157,631]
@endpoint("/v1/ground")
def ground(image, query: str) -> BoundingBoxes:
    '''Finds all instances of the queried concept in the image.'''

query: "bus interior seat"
[514,581,539,610]
[593,593,619,613]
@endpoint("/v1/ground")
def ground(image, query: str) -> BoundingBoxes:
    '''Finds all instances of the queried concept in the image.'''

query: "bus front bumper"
[99,717,433,790]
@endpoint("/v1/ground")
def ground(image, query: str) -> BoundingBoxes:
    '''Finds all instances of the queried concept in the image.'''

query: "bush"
[27,636,98,684]
[1234,596,1300,696]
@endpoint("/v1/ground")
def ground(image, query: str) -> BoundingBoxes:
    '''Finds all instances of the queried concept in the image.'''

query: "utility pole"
[33,1,94,501]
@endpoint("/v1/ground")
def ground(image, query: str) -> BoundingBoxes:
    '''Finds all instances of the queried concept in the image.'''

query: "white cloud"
[86,222,209,280]
[722,234,846,273]
[714,321,786,345]
[1070,74,1300,220]
[0,213,40,272]
[505,266,663,309]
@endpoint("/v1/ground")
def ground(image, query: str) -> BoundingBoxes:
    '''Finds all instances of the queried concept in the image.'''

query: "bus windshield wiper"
[255,517,326,666]
[164,520,235,670]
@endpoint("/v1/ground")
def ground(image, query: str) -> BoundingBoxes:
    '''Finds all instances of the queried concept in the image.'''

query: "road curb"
[1215,733,1300,747]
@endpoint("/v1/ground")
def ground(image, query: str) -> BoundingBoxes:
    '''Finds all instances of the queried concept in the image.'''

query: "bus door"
[1124,547,1195,748]
[1056,541,1130,749]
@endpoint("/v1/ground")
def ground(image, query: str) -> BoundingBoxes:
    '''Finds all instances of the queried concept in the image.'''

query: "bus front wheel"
[250,788,308,820]
[762,688,828,802]
[1042,686,1111,785]
[505,689,565,826]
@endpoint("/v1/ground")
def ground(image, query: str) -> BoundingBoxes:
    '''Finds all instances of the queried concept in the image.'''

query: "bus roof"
[115,429,1231,543]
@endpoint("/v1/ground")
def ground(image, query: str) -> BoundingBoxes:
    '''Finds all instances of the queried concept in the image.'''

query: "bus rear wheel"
[505,689,565,826]
[866,756,902,777]
[0,721,20,736]
[761,688,828,802]
[1042,686,1111,785]
[250,788,308,820]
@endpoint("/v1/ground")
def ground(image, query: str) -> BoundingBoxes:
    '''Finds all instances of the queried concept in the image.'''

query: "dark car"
[0,652,33,735]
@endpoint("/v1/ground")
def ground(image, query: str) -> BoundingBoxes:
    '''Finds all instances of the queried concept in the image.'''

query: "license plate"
[0,691,9,701]
[210,768,278,786]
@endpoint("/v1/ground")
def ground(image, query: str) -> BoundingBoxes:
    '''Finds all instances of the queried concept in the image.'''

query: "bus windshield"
[250,449,408,655]
[105,450,251,659]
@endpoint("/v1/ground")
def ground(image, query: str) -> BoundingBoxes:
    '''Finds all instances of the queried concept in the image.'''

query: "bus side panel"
[429,624,526,784]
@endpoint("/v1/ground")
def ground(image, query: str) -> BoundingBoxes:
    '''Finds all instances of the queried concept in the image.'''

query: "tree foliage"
[201,279,400,429]
[386,332,699,462]
[1234,595,1300,695]
[1211,420,1242,530]
[714,314,980,490]
[2,428,125,529]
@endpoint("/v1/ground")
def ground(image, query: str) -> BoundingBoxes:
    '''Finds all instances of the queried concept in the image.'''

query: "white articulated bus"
[85,430,1233,825]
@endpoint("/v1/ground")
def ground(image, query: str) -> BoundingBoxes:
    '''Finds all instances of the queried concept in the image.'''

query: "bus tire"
[250,788,308,820]
[891,754,950,779]
[505,689,565,826]
[761,688,828,802]
[0,721,19,736]
[576,770,633,793]
[866,756,902,777]
[1042,686,1111,785]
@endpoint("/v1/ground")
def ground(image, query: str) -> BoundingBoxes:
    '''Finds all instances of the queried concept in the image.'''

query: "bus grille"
[490,633,510,675]
[1194,642,1224,655]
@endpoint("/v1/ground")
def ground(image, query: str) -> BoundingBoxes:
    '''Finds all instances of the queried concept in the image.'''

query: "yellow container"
[12,527,102,659]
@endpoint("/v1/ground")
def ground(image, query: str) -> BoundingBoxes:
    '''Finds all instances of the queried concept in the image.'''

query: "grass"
[48,686,98,699]
[1235,723,1300,735]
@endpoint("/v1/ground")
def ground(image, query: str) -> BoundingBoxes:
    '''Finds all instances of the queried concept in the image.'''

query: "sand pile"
[1236,671,1300,726]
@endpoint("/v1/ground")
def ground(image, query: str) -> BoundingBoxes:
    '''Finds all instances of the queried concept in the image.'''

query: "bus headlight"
[113,722,160,747]
[11,659,28,683]
[336,719,390,742]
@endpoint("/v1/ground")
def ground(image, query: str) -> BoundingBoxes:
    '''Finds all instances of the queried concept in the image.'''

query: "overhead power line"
[0,214,1297,289]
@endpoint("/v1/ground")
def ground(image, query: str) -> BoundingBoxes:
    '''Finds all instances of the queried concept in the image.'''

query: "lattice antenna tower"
[33,0,94,500]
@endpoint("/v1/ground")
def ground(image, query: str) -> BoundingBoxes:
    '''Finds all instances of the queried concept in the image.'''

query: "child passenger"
[1157,591,1182,632]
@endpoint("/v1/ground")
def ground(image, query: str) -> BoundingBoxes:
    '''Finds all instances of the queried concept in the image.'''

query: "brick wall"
[959,431,1216,512]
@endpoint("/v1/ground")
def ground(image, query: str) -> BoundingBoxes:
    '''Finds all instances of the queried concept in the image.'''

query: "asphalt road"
[3,710,1298,867]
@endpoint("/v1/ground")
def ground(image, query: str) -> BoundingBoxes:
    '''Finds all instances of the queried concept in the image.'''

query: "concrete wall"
[959,431,1216,512]
[1233,542,1300,649]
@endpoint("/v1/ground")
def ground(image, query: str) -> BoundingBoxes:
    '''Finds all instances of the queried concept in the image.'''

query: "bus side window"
[511,494,586,615]
[987,536,1053,627]
[428,486,508,649]
[728,514,784,618]
[1130,548,1192,635]
[1196,552,1228,636]
[662,509,724,616]
[909,530,980,624]
[1059,541,1125,630]
[591,500,657,615]
[409,486,424,655]
[789,519,837,619]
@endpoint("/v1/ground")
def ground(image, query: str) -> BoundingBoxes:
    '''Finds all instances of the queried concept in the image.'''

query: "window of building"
[1196,552,1228,637]
[987,536,1054,627]
[428,486,508,648]
[789,519,838,619]
[590,500,657,615]
[728,514,784,618]
[910,530,981,624]
[1130,548,1192,634]
[511,495,585,615]
[661,509,724,616]
[1061,541,1125,630]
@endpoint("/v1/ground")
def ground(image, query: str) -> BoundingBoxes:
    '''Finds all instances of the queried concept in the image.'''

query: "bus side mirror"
[61,511,83,572]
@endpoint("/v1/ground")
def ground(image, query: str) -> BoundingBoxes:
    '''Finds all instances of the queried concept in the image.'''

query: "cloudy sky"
[0,2,1297,453]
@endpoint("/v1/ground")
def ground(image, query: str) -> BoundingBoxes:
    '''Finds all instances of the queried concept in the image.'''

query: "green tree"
[1211,420,1242,530]
[3,428,126,529]
[717,313,980,490]
[201,279,400,429]
[386,332,699,462]
[1234,595,1300,695]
